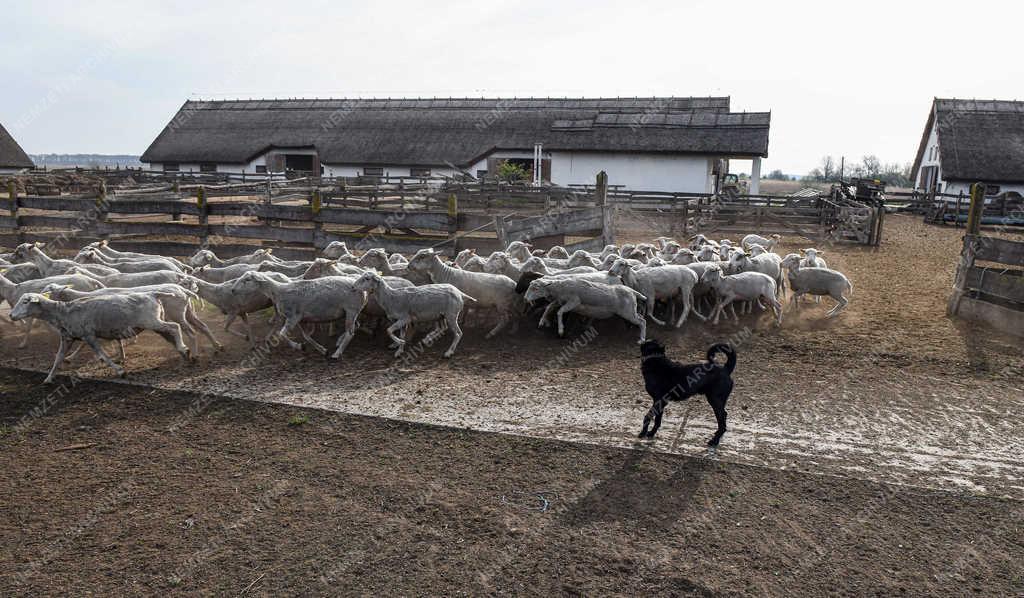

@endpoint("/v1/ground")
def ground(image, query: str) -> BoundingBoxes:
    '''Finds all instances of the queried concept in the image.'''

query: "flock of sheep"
[0,233,852,384]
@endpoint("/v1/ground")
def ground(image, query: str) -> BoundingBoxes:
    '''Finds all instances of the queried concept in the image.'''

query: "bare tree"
[820,156,836,181]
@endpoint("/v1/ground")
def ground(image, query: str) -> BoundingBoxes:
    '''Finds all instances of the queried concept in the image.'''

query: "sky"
[2,0,1022,176]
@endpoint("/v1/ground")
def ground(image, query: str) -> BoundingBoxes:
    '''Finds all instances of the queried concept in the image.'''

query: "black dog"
[638,339,737,446]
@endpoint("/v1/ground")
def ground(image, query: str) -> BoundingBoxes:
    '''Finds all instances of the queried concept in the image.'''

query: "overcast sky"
[2,0,1022,175]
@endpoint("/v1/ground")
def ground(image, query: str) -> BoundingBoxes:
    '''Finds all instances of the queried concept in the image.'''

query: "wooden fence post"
[197,186,208,247]
[595,171,614,246]
[96,181,109,231]
[447,193,459,254]
[948,182,985,316]
[311,188,323,253]
[7,181,19,244]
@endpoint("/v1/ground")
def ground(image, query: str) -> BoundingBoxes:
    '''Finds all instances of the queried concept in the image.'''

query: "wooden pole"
[965,182,985,235]
[447,193,459,254]
[7,181,19,244]
[311,189,323,253]
[197,186,208,247]
[595,171,614,246]
[948,182,986,315]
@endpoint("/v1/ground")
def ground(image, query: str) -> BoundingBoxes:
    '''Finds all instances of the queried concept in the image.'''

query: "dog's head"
[639,339,666,359]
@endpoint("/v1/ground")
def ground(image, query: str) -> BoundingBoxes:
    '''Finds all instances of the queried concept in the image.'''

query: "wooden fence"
[0,177,614,259]
[948,184,1024,335]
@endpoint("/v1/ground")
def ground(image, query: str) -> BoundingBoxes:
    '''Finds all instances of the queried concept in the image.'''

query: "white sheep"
[194,263,260,283]
[14,243,119,277]
[230,271,367,358]
[741,233,781,252]
[41,283,222,355]
[77,248,187,274]
[188,248,276,268]
[352,271,474,358]
[524,277,647,342]
[728,249,785,297]
[700,265,783,325]
[11,291,190,383]
[609,259,704,327]
[408,249,519,338]
[780,254,852,317]
[321,241,358,263]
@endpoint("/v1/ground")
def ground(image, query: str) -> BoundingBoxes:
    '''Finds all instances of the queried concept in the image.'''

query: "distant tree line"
[805,155,913,187]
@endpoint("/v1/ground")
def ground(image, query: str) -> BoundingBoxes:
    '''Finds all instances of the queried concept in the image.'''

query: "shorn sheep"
[524,276,647,342]
[407,249,519,338]
[700,266,783,326]
[11,292,191,383]
[353,270,474,358]
[229,271,367,358]
[779,254,853,317]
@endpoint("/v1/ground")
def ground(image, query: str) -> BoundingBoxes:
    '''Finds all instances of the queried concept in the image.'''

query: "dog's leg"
[707,396,728,446]
[639,399,667,438]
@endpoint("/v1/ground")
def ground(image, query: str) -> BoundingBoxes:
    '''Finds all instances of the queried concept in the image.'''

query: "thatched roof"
[0,122,33,169]
[912,99,1024,183]
[141,97,770,166]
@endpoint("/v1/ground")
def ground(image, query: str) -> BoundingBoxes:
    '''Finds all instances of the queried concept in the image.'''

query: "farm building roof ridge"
[912,98,1024,183]
[142,96,770,166]
[0,122,34,169]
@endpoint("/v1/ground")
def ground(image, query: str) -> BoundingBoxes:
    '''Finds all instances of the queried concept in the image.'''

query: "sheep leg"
[442,312,463,358]
[83,336,126,378]
[485,311,510,339]
[223,314,249,339]
[298,325,328,355]
[620,305,647,343]
[555,298,581,338]
[186,307,223,352]
[538,303,559,328]
[151,320,192,360]
[43,336,70,384]
[645,294,666,326]
[826,294,849,317]
[674,290,694,327]
[276,317,304,351]
[728,302,739,321]
[18,318,38,349]
[331,312,359,359]
[765,293,784,325]
[386,318,411,357]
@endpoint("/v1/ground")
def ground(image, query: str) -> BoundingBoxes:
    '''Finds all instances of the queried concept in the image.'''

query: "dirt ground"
[2,369,1023,596]
[1,215,1023,594]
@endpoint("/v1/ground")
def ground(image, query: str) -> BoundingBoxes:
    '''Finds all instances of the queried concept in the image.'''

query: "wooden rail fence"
[948,183,1024,335]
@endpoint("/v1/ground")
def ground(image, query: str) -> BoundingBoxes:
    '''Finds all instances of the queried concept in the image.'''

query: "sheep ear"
[265,248,273,254]
[34,241,43,248]
[41,291,52,299]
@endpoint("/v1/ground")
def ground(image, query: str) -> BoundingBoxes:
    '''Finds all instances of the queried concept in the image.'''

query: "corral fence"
[948,183,1024,335]
[0,174,615,260]
[1,169,888,256]
[883,188,1024,229]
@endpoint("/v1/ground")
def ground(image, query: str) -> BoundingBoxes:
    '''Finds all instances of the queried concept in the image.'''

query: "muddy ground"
[2,369,1023,596]
[2,215,1021,499]
[1,214,1023,594]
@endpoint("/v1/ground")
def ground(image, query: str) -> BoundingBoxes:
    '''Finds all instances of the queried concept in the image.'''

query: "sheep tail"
[706,343,737,375]
[460,291,477,303]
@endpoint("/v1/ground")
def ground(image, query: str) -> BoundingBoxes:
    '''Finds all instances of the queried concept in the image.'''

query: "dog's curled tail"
[706,343,737,374]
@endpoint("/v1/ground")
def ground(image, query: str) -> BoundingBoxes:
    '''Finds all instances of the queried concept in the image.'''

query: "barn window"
[163,162,180,172]
[255,165,267,174]
[476,169,488,179]
[200,163,217,173]
[363,167,384,176]
[410,167,431,177]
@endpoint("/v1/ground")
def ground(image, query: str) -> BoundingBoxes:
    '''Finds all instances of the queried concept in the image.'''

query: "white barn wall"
[549,152,712,192]
[916,116,942,189]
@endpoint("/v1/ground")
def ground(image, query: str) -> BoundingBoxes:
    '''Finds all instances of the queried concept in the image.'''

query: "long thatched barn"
[912,98,1024,201]
[0,122,34,174]
[141,97,770,193]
